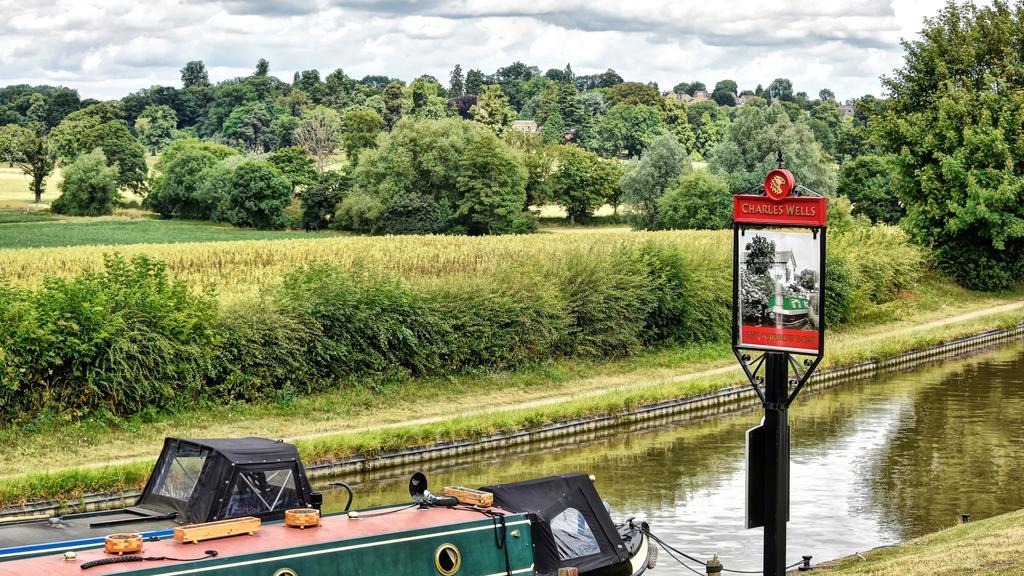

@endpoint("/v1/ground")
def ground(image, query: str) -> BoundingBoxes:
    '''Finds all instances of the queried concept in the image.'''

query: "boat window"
[151,444,210,503]
[551,507,601,560]
[434,544,461,575]
[225,467,301,517]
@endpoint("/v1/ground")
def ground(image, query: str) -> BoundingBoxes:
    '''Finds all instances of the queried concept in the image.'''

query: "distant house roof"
[775,250,797,269]
[512,120,539,133]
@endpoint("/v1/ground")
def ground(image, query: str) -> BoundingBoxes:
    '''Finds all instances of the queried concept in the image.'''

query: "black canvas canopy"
[136,437,316,524]
[482,473,629,575]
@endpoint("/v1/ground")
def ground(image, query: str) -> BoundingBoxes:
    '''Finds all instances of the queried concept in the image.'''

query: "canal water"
[317,341,1024,571]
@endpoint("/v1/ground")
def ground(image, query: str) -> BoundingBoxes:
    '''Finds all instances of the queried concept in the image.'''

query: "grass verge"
[813,508,1024,575]
[0,275,1022,510]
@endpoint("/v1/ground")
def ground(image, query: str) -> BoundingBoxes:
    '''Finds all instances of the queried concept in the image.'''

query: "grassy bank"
[814,508,1024,575]
[0,216,343,249]
[1,273,1021,509]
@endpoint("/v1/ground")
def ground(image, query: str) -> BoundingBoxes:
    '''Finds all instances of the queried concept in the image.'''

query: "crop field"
[0,225,919,306]
[0,217,343,249]
[0,228,734,299]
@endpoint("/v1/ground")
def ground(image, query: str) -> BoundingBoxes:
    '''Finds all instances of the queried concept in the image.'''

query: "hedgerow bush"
[0,255,215,420]
[0,227,925,424]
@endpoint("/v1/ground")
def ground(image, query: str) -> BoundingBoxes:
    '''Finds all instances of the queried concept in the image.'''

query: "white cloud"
[0,0,953,100]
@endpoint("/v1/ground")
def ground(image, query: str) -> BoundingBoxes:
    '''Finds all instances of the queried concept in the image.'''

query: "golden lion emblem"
[769,174,785,197]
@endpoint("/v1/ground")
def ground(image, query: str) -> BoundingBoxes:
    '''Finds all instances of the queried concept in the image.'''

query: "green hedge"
[0,228,924,423]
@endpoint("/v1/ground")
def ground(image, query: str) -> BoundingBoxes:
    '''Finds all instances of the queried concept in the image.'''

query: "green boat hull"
[121,515,535,576]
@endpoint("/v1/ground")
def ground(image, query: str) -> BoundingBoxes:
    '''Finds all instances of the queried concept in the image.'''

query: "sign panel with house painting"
[738,229,822,354]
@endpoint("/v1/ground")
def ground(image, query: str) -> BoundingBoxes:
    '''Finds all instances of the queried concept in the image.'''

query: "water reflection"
[317,342,1024,570]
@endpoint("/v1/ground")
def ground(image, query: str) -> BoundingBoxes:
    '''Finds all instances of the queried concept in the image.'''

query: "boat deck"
[0,504,519,575]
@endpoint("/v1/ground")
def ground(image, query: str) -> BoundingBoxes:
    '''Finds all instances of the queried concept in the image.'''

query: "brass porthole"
[273,569,298,576]
[435,543,462,575]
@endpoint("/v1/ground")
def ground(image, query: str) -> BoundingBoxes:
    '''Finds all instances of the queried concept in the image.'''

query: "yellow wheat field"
[0,229,734,301]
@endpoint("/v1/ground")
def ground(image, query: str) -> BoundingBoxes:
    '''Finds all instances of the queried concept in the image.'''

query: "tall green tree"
[221,102,272,152]
[711,80,738,106]
[708,102,836,196]
[465,69,485,96]
[877,0,1024,290]
[837,155,905,224]
[4,124,56,203]
[147,138,238,219]
[594,104,665,158]
[550,145,618,223]
[221,159,292,229]
[471,85,516,135]
[449,64,465,97]
[181,60,210,88]
[381,81,405,130]
[267,146,316,191]
[134,104,178,154]
[606,82,662,108]
[767,78,794,101]
[541,112,564,145]
[695,111,720,157]
[341,108,383,162]
[50,103,148,192]
[620,133,686,229]
[455,130,527,234]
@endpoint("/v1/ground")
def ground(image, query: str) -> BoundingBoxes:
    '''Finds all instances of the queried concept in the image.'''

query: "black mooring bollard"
[798,555,813,571]
[960,513,971,524]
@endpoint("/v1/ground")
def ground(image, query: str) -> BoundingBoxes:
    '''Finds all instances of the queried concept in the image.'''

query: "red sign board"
[734,168,828,227]
[733,169,827,355]
[734,196,827,227]
[737,229,823,354]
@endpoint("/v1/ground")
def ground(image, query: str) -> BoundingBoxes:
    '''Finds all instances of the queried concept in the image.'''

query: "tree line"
[3,0,1023,292]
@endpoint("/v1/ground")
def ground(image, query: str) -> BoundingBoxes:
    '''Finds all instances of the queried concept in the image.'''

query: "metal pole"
[763,352,789,576]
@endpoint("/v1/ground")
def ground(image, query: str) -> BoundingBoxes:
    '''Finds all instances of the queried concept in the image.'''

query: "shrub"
[50,149,119,216]
[423,271,568,369]
[333,189,384,232]
[300,170,355,230]
[220,160,292,229]
[656,169,731,230]
[378,193,447,235]
[554,247,655,357]
[823,253,854,326]
[271,266,443,379]
[0,255,216,420]
[210,299,317,402]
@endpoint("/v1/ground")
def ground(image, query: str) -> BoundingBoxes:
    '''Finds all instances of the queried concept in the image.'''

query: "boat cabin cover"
[483,473,629,575]
[137,437,316,524]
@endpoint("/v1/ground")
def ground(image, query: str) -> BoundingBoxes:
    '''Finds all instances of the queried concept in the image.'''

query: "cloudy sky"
[0,0,952,101]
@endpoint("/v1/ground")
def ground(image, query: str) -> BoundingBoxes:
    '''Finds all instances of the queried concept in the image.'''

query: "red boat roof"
[0,505,517,576]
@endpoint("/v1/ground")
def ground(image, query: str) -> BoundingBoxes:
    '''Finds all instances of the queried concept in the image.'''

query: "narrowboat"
[0,437,655,575]
[768,294,811,327]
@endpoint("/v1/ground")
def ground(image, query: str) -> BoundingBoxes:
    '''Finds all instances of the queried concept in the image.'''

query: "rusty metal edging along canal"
[8,321,1023,520]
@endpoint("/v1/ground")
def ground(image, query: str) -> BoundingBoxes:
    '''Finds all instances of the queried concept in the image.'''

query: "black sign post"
[733,159,827,576]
